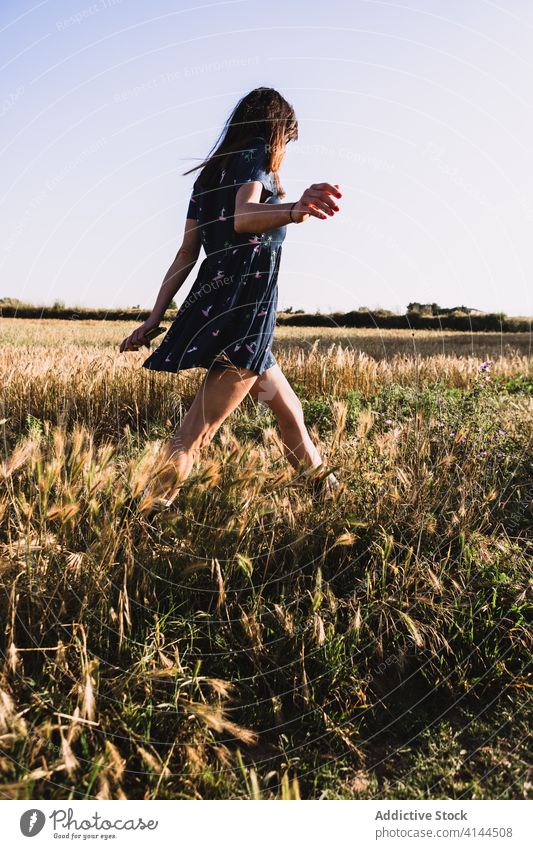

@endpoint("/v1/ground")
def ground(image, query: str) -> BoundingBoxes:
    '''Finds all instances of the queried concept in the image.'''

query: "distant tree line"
[275,310,526,332]
[0,298,529,332]
[406,302,486,316]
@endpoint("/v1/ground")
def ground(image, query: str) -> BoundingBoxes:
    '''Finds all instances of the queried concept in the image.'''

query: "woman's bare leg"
[247,364,324,472]
[248,365,340,492]
[148,364,259,498]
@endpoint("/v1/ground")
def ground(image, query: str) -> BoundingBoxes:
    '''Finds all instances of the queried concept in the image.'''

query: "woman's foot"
[312,472,341,496]
[325,472,341,491]
[141,487,176,508]
[298,465,342,498]
[138,458,182,513]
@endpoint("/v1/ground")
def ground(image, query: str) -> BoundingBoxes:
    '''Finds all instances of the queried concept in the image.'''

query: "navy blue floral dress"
[142,135,287,377]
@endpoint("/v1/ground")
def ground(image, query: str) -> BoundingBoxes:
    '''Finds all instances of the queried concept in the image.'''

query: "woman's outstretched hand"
[291,183,342,223]
[119,318,159,353]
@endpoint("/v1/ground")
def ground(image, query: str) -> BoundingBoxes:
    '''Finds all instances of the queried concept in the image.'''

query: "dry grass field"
[0,319,531,800]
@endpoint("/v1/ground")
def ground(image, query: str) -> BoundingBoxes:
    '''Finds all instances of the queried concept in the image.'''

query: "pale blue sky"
[1,0,532,316]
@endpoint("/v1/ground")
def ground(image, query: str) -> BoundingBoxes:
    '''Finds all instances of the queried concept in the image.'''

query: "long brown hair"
[183,87,298,199]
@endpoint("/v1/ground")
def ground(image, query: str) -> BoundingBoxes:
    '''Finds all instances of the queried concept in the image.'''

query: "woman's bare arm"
[234,181,341,234]
[148,219,201,323]
[119,217,201,352]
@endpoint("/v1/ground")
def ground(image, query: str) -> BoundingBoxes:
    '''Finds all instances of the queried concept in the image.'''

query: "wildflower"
[384,419,392,425]
[480,361,492,371]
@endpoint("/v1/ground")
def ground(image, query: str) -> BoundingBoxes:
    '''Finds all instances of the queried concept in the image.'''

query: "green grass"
[0,335,531,799]
[0,323,533,799]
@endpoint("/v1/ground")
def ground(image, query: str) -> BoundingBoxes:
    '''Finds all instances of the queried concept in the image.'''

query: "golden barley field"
[0,319,531,800]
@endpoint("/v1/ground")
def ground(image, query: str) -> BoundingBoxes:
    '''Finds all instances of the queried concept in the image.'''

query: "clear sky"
[1,0,532,316]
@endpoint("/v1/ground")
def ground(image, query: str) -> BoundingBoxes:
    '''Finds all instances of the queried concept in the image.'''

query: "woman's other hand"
[119,318,159,353]
[292,183,342,222]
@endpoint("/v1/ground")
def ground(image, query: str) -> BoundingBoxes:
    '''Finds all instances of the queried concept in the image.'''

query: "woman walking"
[120,87,342,504]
